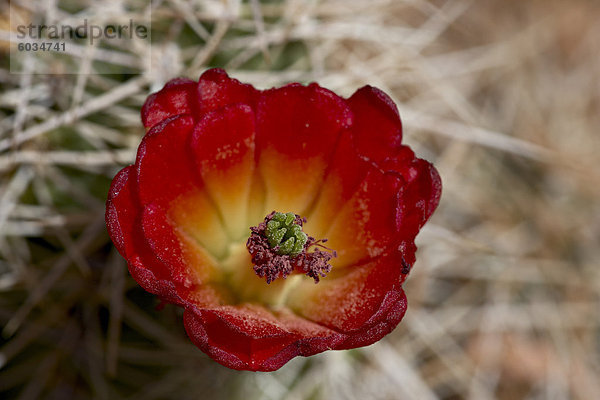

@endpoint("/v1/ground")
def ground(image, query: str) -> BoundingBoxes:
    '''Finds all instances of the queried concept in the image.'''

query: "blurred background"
[1,0,599,399]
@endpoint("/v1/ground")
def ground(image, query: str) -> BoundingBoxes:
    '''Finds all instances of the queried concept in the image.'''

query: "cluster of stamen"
[246,211,336,284]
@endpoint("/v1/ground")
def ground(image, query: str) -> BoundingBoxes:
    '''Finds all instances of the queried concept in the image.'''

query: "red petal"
[336,289,407,350]
[347,85,403,163]
[255,84,353,214]
[142,78,198,129]
[272,308,344,357]
[106,165,186,304]
[191,104,256,238]
[127,257,186,306]
[198,69,258,114]
[308,147,440,268]
[307,85,404,241]
[395,158,442,237]
[184,305,298,371]
[305,133,371,238]
[136,114,243,253]
[136,115,199,205]
[141,202,222,288]
[106,161,226,306]
[183,303,343,371]
[321,170,404,267]
[288,251,406,333]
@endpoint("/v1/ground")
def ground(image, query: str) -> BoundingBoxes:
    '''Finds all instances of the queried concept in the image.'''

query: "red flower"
[106,69,441,371]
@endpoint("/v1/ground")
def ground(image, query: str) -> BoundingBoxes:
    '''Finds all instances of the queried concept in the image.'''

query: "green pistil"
[247,211,336,284]
[265,212,308,256]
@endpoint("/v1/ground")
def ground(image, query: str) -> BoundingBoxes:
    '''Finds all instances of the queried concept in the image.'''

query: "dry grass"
[1,0,599,399]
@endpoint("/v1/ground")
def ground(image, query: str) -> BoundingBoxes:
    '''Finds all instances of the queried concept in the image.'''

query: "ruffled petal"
[142,78,198,129]
[183,303,343,371]
[191,104,256,239]
[183,304,299,370]
[255,84,353,214]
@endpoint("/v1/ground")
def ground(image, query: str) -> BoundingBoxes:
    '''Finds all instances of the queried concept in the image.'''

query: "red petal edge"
[106,165,188,305]
[183,290,406,371]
